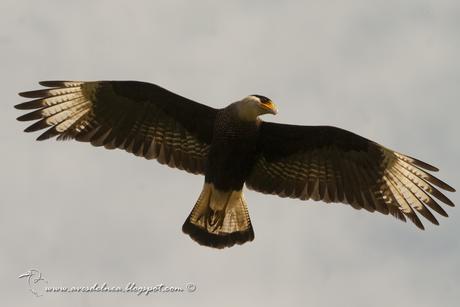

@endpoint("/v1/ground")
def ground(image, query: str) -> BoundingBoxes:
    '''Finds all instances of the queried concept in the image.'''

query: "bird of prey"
[16,81,455,249]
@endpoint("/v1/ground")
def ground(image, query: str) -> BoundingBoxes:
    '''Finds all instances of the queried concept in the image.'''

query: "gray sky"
[1,0,459,306]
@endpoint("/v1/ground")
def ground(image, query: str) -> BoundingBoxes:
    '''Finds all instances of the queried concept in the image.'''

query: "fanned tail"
[182,183,254,249]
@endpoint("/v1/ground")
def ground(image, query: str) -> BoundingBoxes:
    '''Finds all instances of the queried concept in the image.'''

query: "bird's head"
[236,95,278,121]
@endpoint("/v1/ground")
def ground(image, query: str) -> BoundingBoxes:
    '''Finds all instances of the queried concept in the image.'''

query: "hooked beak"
[261,101,278,115]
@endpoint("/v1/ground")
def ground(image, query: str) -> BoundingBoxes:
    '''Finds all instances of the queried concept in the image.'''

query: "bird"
[15,80,455,249]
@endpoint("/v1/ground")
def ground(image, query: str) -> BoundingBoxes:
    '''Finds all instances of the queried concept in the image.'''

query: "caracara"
[15,81,455,248]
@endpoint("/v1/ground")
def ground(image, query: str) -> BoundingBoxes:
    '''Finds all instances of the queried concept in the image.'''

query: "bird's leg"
[206,209,226,231]
[206,188,231,232]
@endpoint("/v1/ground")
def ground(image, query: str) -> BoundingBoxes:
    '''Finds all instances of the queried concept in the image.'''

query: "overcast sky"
[1,1,459,306]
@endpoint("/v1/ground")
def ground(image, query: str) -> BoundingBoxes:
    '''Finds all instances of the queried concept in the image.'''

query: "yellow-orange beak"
[261,101,278,115]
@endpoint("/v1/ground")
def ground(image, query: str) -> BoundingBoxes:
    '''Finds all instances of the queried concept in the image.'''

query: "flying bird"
[16,81,455,248]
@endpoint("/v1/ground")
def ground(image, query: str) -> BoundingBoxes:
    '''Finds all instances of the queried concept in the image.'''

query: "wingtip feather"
[39,81,67,87]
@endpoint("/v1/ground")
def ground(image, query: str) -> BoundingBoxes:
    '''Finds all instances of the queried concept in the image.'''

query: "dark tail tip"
[182,217,254,249]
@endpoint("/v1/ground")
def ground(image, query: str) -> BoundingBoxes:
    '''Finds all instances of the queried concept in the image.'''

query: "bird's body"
[184,104,262,247]
[16,80,456,249]
[207,105,260,190]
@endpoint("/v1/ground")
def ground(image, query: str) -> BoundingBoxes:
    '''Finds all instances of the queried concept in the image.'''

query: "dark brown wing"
[16,81,217,174]
[247,122,455,229]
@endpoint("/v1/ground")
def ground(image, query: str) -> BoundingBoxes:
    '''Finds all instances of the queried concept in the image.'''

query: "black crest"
[252,95,271,104]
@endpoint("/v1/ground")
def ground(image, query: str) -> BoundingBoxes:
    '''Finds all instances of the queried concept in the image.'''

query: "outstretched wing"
[16,81,217,174]
[247,122,455,229]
